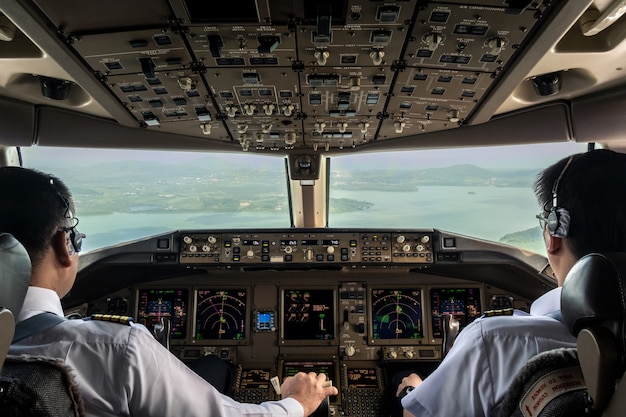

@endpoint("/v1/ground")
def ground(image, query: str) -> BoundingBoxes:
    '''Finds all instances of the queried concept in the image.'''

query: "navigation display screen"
[430,287,482,338]
[194,289,247,341]
[371,288,423,340]
[282,289,335,340]
[137,288,188,339]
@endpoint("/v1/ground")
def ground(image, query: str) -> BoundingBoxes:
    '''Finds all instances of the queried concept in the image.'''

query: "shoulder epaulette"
[482,308,515,317]
[89,314,134,325]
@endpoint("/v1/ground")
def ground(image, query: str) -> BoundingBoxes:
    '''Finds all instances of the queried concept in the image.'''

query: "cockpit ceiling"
[0,0,625,153]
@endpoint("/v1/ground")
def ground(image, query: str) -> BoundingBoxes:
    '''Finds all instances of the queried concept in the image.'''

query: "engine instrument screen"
[194,289,247,341]
[370,289,423,340]
[430,287,482,338]
[282,289,335,340]
[137,288,188,339]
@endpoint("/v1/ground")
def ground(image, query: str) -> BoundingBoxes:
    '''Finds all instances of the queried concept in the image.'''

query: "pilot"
[1,166,338,417]
[395,149,626,417]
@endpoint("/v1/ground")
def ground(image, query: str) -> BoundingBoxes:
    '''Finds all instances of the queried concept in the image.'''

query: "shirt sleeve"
[122,326,304,417]
[401,321,492,417]
[400,314,576,417]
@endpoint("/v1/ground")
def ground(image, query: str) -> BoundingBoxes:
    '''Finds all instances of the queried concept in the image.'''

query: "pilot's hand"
[280,372,338,417]
[395,373,423,397]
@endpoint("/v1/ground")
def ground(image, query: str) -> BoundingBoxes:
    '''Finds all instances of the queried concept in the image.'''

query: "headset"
[49,177,83,253]
[546,156,574,238]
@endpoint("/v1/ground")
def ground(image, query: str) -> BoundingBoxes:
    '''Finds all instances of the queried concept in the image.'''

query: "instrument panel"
[97,279,519,415]
[116,280,521,355]
[73,228,545,416]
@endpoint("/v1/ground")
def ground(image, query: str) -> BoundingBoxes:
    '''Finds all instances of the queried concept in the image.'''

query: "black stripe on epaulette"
[482,308,514,317]
[89,314,134,325]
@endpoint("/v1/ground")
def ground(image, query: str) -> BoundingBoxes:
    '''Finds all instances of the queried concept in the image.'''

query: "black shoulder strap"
[12,312,66,343]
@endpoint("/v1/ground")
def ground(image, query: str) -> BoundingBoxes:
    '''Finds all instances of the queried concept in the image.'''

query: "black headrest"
[0,233,31,316]
[561,252,626,350]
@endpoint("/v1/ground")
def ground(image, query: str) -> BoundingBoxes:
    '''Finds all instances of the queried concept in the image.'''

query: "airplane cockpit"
[65,227,550,414]
[1,0,626,416]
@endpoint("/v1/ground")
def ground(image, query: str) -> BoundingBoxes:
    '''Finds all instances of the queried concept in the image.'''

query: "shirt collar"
[530,287,562,316]
[17,286,64,323]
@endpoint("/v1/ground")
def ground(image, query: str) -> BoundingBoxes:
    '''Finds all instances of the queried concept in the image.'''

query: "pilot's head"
[534,149,626,283]
[0,166,81,293]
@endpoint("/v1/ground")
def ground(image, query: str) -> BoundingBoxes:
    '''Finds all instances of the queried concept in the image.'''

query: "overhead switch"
[370,49,385,65]
[243,72,260,84]
[258,35,280,53]
[487,37,505,55]
[371,30,392,45]
[208,35,223,57]
[138,58,156,79]
[424,33,444,51]
[314,50,330,66]
[377,6,400,22]
[314,15,332,43]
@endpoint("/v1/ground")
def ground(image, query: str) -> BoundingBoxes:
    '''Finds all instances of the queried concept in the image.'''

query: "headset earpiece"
[547,209,560,235]
[49,177,83,253]
[547,156,574,238]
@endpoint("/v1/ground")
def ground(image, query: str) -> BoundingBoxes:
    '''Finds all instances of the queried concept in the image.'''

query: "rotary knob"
[246,249,255,259]
[183,236,193,244]
[207,236,217,244]
[345,346,356,357]
[404,350,414,359]
[327,246,335,254]
[388,350,398,359]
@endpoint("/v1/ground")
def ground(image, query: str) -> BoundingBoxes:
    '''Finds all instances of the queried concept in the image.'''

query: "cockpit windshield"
[21,141,587,254]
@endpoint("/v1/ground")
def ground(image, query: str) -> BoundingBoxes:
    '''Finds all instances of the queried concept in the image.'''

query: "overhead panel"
[381,67,492,138]
[296,0,414,151]
[406,3,541,73]
[29,0,555,152]
[71,28,191,77]
[188,24,302,150]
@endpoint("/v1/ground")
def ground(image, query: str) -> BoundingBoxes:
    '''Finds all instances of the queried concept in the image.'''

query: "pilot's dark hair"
[534,149,626,259]
[0,166,76,267]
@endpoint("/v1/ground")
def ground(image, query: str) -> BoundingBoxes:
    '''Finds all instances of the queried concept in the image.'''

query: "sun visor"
[0,97,35,147]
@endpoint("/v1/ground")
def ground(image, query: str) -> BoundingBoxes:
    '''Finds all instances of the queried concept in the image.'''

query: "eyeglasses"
[536,213,549,231]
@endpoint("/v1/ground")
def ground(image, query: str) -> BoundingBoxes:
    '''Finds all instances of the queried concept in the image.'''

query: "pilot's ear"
[51,230,73,267]
[545,233,562,254]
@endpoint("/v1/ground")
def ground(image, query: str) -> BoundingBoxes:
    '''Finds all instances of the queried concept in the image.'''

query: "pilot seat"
[0,232,85,417]
[498,252,626,417]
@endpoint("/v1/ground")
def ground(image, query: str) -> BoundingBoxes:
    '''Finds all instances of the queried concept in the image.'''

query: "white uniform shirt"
[401,287,576,417]
[10,287,304,417]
